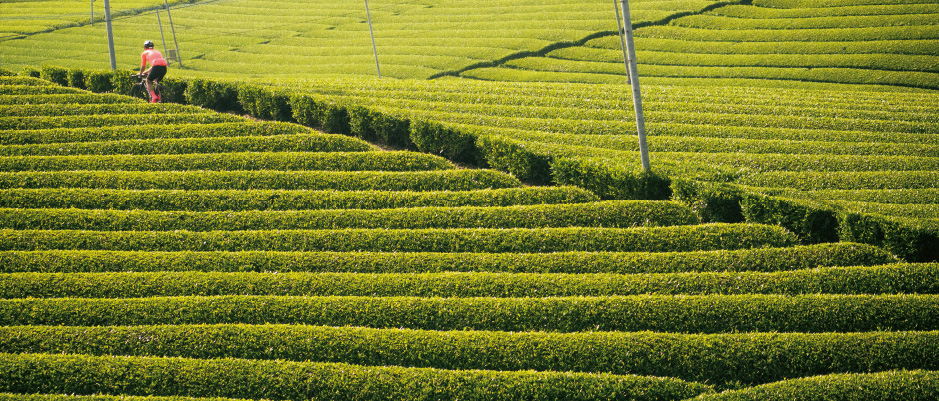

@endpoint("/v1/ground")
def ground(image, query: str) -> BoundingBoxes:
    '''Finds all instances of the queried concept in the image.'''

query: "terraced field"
[0,0,724,79]
[2,74,939,399]
[473,0,939,90]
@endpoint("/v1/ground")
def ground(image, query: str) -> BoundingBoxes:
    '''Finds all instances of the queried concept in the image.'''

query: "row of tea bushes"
[0,169,523,191]
[0,122,320,145]
[692,370,939,401]
[0,353,712,401]
[0,133,373,156]
[0,243,897,274]
[0,201,697,231]
[0,186,596,211]
[0,224,797,253]
[0,325,936,387]
[0,151,455,172]
[2,263,934,298]
[1,294,936,332]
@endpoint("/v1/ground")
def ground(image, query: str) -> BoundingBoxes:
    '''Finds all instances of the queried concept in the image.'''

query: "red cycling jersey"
[141,49,168,67]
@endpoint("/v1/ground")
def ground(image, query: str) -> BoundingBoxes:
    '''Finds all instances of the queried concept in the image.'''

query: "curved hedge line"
[0,224,797,253]
[0,394,241,401]
[0,243,897,274]
[0,353,712,401]
[0,201,697,231]
[0,134,375,157]
[0,122,328,145]
[0,170,523,191]
[0,187,596,211]
[691,370,939,401]
[1,263,934,298]
[0,294,935,333]
[0,326,936,388]
[0,151,454,172]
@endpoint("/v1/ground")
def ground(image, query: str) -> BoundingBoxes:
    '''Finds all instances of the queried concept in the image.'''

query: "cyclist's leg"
[148,66,168,103]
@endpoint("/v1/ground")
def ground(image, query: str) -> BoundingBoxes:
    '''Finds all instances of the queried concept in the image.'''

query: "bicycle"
[131,73,172,103]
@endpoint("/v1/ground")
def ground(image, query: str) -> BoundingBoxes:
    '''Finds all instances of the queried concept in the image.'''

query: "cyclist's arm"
[138,52,149,75]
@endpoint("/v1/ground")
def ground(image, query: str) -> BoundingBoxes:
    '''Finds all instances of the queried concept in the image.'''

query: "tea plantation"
[2,0,939,398]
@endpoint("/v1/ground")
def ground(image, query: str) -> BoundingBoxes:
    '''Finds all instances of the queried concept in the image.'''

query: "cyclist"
[136,40,168,103]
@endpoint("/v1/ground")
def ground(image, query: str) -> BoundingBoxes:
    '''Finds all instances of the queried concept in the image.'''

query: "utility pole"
[618,0,650,171]
[164,0,183,67]
[91,0,94,26]
[364,0,381,78]
[156,11,170,65]
[613,0,629,84]
[103,0,116,71]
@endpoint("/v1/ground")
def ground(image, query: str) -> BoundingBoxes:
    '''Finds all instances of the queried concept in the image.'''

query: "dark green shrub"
[38,65,68,86]
[84,70,114,93]
[477,135,552,185]
[552,157,672,200]
[410,119,481,165]
[740,193,839,244]
[185,78,242,113]
[66,69,85,89]
[238,84,292,121]
[670,179,745,223]
[290,93,350,135]
[21,66,40,78]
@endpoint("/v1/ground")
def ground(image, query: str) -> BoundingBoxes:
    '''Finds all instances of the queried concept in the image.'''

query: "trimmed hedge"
[691,370,939,401]
[552,157,673,200]
[0,394,243,401]
[0,353,712,401]
[0,326,936,389]
[0,151,455,172]
[2,263,935,298]
[740,193,840,244]
[0,169,523,191]
[0,113,244,130]
[840,213,939,263]
[0,294,936,332]
[0,243,898,274]
[238,84,293,121]
[0,94,140,105]
[185,78,242,113]
[0,186,597,211]
[0,134,374,157]
[0,122,326,145]
[0,103,206,117]
[0,224,797,253]
[0,85,82,95]
[0,201,697,231]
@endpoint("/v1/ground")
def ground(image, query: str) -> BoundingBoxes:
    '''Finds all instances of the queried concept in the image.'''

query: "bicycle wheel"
[130,82,149,101]
[155,82,172,103]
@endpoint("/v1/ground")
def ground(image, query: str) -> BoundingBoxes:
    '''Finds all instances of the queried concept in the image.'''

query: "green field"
[2,0,939,399]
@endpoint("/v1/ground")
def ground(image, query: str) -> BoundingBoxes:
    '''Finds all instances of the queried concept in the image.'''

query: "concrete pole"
[613,0,630,84]
[103,0,116,71]
[156,11,170,65]
[619,0,650,172]
[164,0,183,67]
[365,0,381,78]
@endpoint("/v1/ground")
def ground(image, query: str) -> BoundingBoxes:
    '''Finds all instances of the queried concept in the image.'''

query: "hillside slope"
[2,74,939,401]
